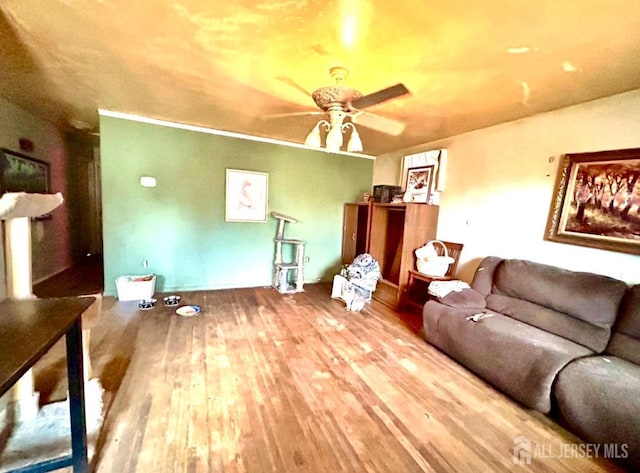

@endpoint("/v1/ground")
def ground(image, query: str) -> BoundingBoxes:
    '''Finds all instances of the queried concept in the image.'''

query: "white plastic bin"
[116,274,156,301]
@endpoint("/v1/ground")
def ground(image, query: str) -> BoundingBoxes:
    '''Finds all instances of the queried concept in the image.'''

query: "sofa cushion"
[555,356,640,470]
[606,284,640,364]
[492,259,627,328]
[437,287,487,309]
[485,259,626,351]
[486,294,612,352]
[423,300,593,413]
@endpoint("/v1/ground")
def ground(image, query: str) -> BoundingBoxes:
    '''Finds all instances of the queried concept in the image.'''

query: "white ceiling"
[1,1,640,155]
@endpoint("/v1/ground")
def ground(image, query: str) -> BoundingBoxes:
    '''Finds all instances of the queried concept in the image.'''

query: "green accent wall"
[100,116,373,295]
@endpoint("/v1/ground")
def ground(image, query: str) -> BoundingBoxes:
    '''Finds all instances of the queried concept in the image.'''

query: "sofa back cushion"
[480,259,627,352]
[486,294,610,352]
[606,284,640,364]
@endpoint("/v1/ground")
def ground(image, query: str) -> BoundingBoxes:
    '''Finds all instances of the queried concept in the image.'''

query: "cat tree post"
[1,192,64,422]
[5,217,33,298]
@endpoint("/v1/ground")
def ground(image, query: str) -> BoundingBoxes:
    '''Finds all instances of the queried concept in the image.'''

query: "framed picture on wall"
[225,169,269,222]
[401,149,447,193]
[404,165,434,203]
[545,147,640,255]
[0,148,50,194]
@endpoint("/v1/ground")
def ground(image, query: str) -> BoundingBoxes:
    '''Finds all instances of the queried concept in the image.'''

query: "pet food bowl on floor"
[163,295,181,306]
[176,305,201,317]
[138,298,157,310]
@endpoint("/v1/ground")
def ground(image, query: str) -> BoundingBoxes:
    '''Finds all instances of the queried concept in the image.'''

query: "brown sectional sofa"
[422,257,638,470]
[554,284,640,469]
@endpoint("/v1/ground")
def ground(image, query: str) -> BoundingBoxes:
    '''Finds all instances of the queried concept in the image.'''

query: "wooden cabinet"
[369,203,439,308]
[341,202,439,308]
[341,202,372,264]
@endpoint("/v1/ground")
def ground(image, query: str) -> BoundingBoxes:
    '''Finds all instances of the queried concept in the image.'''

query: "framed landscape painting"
[545,147,640,255]
[0,148,50,194]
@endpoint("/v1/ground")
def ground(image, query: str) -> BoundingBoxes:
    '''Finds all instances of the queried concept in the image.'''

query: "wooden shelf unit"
[341,202,439,308]
[341,202,372,265]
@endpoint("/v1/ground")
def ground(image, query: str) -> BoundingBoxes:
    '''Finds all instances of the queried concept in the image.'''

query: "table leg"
[65,318,88,472]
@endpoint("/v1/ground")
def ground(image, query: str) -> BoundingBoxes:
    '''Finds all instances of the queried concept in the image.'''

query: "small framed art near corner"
[0,148,50,194]
[545,147,640,255]
[225,169,269,222]
[404,165,434,203]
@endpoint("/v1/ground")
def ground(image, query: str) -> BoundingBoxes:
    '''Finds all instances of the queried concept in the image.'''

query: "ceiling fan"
[273,67,410,152]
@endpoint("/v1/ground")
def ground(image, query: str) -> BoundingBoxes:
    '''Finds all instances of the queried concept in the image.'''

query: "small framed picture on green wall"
[225,169,269,222]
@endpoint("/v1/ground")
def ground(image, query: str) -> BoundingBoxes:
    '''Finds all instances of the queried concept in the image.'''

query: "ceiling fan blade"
[350,110,405,136]
[263,110,324,119]
[275,76,313,99]
[351,83,410,109]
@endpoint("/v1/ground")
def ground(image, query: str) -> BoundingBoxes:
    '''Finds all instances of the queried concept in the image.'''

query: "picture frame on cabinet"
[404,165,434,203]
[401,148,447,194]
[545,147,640,255]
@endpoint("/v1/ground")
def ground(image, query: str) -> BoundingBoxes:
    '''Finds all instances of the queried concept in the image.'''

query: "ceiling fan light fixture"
[280,67,407,153]
[304,117,364,154]
[304,122,324,148]
[345,123,363,153]
[325,124,344,152]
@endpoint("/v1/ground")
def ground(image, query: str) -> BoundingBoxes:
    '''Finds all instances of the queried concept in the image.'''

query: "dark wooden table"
[0,297,95,473]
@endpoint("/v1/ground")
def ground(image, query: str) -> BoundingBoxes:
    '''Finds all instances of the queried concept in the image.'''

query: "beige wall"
[374,89,640,284]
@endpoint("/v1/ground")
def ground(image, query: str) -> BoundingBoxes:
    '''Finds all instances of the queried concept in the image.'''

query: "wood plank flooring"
[28,285,628,472]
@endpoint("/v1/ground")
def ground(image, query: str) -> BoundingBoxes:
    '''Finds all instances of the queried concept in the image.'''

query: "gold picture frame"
[545,147,640,255]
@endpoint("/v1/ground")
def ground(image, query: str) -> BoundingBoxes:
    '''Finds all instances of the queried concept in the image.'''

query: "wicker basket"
[415,240,454,277]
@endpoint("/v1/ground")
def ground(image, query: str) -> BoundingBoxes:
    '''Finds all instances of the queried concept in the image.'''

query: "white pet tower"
[271,212,305,294]
[0,192,105,469]
[0,192,102,419]
[0,192,65,421]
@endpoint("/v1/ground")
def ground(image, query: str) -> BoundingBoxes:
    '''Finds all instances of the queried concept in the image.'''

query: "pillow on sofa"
[436,288,487,309]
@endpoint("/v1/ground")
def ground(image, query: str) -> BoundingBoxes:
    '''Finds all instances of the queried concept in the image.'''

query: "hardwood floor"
[29,284,626,472]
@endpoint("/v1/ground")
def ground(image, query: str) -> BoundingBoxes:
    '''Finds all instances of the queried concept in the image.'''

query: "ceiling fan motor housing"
[311,86,362,111]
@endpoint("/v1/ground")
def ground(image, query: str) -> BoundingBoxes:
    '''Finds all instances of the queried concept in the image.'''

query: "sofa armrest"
[434,287,487,309]
[470,256,504,296]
